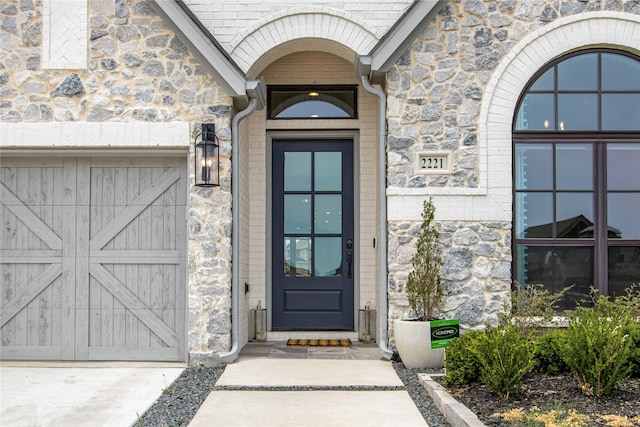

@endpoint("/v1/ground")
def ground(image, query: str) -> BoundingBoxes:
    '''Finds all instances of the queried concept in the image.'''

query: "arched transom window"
[513,49,640,308]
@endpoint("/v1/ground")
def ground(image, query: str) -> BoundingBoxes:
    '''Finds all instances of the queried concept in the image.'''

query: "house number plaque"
[417,152,451,174]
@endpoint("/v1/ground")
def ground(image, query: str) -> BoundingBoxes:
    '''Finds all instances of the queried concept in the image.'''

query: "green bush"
[611,284,640,378]
[443,329,482,387]
[511,283,571,319]
[510,283,572,336]
[471,322,535,399]
[533,329,569,375]
[624,322,640,378]
[560,293,634,396]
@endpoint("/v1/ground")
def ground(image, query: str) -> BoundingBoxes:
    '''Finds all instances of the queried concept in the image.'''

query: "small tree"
[405,198,446,321]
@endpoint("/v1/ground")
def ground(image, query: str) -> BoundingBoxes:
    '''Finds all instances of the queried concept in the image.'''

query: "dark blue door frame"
[272,139,354,330]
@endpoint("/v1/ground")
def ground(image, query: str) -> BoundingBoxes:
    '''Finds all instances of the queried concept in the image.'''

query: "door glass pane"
[284,152,311,191]
[285,195,311,233]
[530,68,554,91]
[315,195,342,234]
[602,53,640,90]
[607,143,640,190]
[315,237,342,277]
[602,94,640,131]
[515,144,553,190]
[315,152,342,191]
[515,94,555,130]
[608,246,640,297]
[608,193,640,239]
[558,53,597,90]
[556,144,593,190]
[558,94,598,130]
[284,237,311,277]
[556,193,594,238]
[515,192,553,238]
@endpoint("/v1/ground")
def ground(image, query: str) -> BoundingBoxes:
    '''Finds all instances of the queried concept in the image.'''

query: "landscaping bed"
[445,372,640,426]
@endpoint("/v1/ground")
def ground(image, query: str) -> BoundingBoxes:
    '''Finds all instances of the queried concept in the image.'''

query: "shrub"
[443,329,482,387]
[511,283,571,335]
[533,329,569,375]
[560,293,634,396]
[471,322,535,399]
[405,198,446,321]
[610,283,640,317]
[624,322,640,378]
[614,283,640,378]
[511,283,571,319]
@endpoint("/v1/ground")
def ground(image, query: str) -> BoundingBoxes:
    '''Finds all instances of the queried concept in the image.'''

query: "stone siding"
[386,0,640,335]
[388,220,512,331]
[0,0,235,362]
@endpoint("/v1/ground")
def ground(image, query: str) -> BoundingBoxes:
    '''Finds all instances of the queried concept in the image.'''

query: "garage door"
[0,156,187,361]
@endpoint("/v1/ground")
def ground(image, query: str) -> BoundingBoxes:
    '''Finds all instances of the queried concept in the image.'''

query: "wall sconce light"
[194,124,220,187]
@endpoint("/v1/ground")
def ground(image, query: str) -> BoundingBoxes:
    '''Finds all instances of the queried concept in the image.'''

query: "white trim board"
[0,122,190,149]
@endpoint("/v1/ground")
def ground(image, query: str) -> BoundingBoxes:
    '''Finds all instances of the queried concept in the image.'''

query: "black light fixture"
[194,124,220,187]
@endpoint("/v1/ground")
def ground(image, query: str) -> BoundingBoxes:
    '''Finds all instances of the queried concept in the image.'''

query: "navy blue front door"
[272,140,354,330]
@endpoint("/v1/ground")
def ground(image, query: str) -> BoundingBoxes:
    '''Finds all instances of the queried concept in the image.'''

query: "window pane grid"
[268,85,358,119]
[515,50,640,132]
[282,151,345,278]
[513,50,640,301]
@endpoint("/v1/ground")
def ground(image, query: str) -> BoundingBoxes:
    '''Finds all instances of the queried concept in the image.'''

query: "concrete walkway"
[190,358,428,427]
[0,362,184,427]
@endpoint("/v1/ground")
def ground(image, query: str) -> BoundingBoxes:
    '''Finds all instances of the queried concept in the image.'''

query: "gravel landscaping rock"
[137,366,225,427]
[393,361,452,426]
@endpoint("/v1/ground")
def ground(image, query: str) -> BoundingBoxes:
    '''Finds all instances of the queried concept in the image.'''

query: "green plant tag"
[431,319,460,349]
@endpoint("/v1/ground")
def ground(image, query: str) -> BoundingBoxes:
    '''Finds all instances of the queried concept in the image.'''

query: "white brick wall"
[388,12,640,224]
[42,0,88,69]
[183,1,413,72]
[238,117,251,347]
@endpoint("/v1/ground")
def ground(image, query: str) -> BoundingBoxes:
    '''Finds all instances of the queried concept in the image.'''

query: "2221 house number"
[418,153,450,173]
[421,157,444,169]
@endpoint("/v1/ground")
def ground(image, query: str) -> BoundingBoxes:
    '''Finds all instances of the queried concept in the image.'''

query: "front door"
[272,139,354,330]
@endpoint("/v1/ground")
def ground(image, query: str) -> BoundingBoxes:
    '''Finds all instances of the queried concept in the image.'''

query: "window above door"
[267,86,358,119]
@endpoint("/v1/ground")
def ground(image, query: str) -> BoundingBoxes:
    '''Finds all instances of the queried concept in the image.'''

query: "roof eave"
[361,0,446,83]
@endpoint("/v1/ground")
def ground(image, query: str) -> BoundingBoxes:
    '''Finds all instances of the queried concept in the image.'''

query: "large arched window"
[513,49,640,308]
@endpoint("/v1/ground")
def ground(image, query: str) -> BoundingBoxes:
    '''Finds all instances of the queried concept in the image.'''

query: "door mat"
[287,338,352,347]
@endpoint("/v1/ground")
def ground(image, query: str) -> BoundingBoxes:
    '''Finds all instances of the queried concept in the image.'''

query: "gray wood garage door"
[0,157,187,361]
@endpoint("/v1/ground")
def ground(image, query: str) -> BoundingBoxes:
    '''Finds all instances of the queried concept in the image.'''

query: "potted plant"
[394,197,447,369]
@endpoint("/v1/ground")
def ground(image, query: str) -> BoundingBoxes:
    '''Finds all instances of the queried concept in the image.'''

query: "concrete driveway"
[0,362,184,427]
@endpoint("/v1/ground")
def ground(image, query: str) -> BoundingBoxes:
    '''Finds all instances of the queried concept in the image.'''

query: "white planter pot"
[394,319,445,369]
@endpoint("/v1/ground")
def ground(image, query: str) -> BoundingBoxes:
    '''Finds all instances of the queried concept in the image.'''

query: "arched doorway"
[241,50,382,336]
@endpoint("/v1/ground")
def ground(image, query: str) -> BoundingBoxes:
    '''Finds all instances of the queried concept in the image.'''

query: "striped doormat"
[286,338,352,347]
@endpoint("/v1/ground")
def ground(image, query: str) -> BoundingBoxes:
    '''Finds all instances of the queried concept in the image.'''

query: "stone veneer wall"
[388,220,511,330]
[0,0,235,362]
[386,0,640,334]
